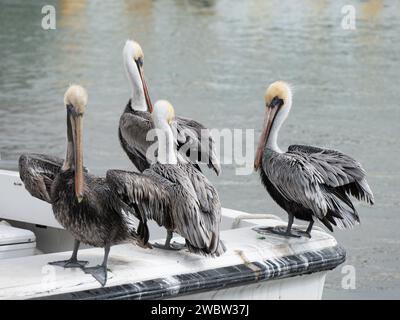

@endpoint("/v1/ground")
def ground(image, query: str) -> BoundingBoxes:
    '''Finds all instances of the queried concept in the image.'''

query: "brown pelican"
[254,81,374,238]
[19,85,149,286]
[119,40,220,174]
[108,100,225,255]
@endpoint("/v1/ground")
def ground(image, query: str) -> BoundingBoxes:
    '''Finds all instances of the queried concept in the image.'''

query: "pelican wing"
[18,153,64,203]
[106,169,172,233]
[183,165,225,255]
[119,102,220,175]
[119,110,153,172]
[264,146,374,229]
[151,164,225,256]
[183,164,221,217]
[263,150,330,219]
[173,116,221,176]
[288,145,374,204]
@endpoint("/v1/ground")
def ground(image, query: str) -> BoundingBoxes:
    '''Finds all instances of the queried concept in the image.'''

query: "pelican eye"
[66,104,84,117]
[270,96,284,108]
[136,57,143,67]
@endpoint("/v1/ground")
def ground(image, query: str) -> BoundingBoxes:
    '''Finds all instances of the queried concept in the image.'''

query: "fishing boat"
[0,169,345,300]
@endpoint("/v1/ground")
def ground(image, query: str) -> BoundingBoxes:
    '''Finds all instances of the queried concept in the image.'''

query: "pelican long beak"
[136,62,153,113]
[70,112,84,202]
[254,104,279,170]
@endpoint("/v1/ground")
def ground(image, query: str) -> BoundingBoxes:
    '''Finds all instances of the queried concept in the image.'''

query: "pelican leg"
[153,231,186,251]
[260,214,301,238]
[281,214,301,237]
[298,220,314,238]
[48,240,89,268]
[83,243,110,287]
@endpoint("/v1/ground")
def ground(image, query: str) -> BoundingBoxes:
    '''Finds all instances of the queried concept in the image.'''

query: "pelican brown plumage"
[18,85,149,286]
[254,81,374,238]
[119,40,220,174]
[109,100,225,256]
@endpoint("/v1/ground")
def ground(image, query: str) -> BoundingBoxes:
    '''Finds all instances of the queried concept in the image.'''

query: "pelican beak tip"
[76,194,84,203]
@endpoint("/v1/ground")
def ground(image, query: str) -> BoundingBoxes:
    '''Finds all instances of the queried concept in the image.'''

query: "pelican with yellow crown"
[108,100,226,255]
[119,40,220,175]
[18,85,150,286]
[254,81,374,238]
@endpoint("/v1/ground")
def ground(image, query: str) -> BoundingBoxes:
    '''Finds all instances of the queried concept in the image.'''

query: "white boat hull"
[0,170,345,300]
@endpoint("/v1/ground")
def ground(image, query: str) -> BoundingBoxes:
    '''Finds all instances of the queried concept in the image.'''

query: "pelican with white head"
[253,80,373,238]
[255,81,293,169]
[123,39,153,112]
[151,100,178,165]
[63,84,88,202]
[119,40,221,175]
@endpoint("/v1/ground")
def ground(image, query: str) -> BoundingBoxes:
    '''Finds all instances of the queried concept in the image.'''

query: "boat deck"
[0,220,345,300]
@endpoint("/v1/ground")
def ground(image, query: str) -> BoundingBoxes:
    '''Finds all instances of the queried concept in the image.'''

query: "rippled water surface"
[1,0,399,299]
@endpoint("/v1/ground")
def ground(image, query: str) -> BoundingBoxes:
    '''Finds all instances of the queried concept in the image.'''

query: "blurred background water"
[0,0,399,299]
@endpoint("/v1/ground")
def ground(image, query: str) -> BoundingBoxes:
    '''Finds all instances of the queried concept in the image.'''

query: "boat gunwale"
[35,245,346,300]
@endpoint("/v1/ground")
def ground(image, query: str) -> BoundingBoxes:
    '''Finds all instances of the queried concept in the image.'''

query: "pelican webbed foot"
[83,265,108,287]
[263,226,301,238]
[252,214,314,239]
[48,259,89,268]
[253,225,309,238]
[169,241,186,250]
[296,220,314,239]
[152,231,186,251]
[152,241,186,251]
[48,240,88,268]
[296,231,312,238]
[253,225,314,238]
[83,244,111,287]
